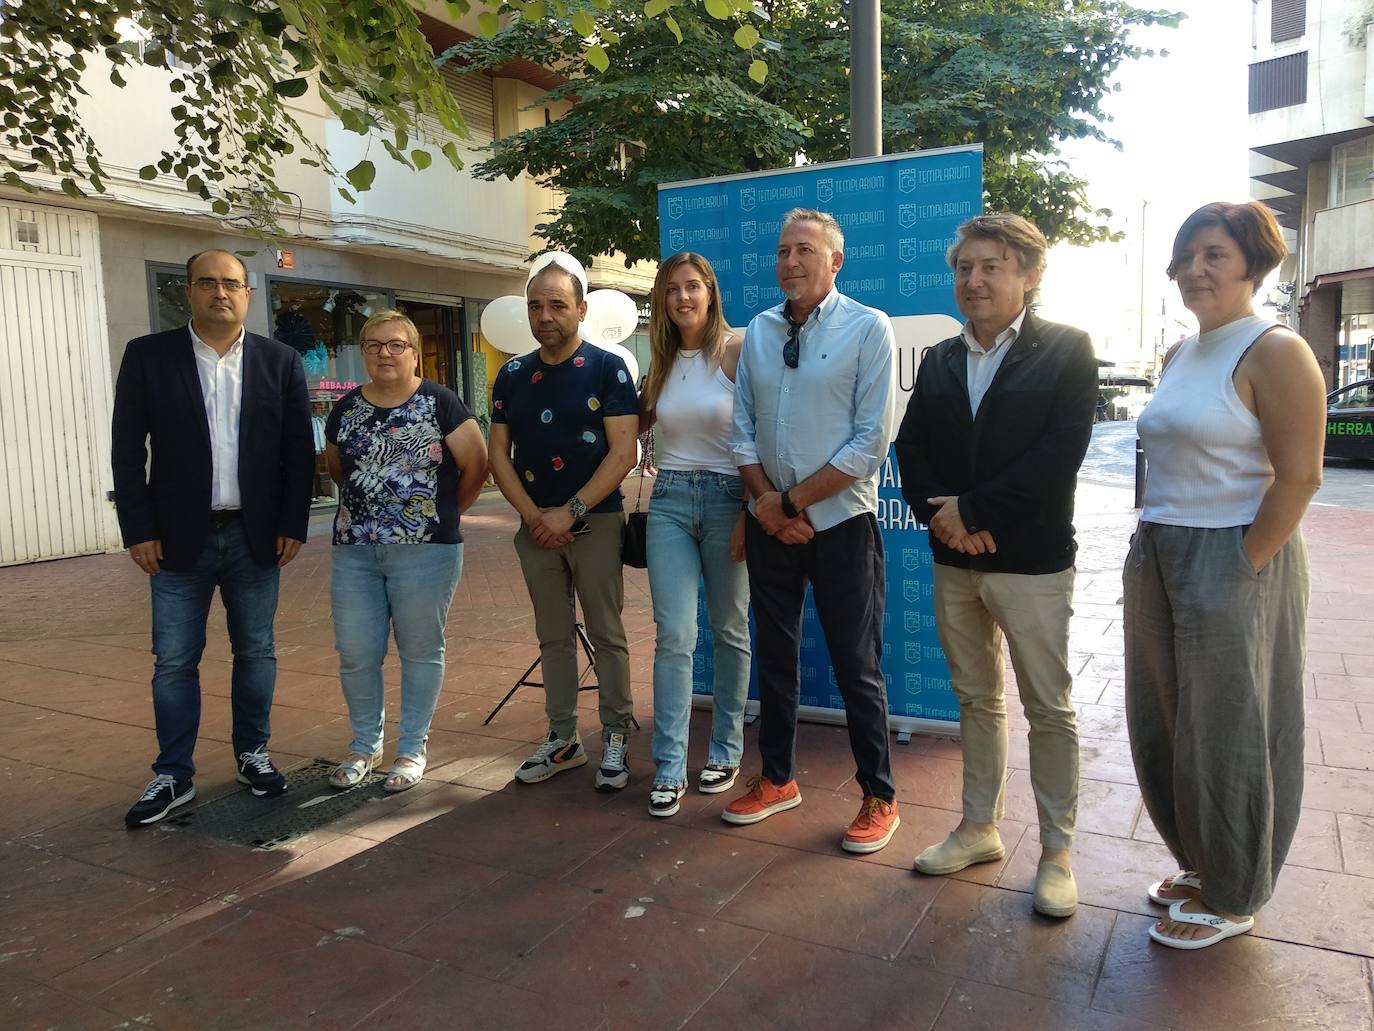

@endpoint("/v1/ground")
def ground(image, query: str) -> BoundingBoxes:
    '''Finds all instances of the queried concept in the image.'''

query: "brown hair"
[1166,201,1287,293]
[641,252,727,413]
[946,213,1047,275]
[528,263,585,305]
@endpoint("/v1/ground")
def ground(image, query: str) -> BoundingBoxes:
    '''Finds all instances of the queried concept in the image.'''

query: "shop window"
[269,278,391,507]
[146,264,192,333]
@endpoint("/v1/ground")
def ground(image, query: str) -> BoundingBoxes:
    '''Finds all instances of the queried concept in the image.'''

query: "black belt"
[210,509,242,524]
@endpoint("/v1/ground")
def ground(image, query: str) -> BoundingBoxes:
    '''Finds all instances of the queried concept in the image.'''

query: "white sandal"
[330,750,382,790]
[1146,871,1202,906]
[383,753,426,794]
[1149,900,1254,950]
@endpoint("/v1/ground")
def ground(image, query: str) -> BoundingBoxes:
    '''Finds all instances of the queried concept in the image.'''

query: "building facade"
[0,10,654,564]
[1248,0,1374,388]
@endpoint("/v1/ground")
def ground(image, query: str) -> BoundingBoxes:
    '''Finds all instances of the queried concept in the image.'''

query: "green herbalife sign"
[1328,421,1374,435]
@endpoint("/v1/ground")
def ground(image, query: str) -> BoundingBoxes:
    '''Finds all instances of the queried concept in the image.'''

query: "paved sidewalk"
[1,478,1371,1030]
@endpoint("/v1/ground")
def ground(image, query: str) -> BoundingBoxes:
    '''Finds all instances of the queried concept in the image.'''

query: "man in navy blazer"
[112,249,314,827]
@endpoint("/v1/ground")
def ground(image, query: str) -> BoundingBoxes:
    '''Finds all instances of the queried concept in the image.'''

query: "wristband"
[780,490,799,519]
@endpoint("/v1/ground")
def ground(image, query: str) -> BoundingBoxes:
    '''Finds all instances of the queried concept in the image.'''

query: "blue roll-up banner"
[656,144,983,737]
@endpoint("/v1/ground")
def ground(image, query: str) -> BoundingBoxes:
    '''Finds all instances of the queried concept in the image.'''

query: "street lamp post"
[850,0,882,158]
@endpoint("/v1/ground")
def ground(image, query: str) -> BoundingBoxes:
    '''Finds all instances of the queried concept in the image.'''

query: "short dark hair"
[527,263,584,305]
[1167,202,1286,293]
[186,249,249,283]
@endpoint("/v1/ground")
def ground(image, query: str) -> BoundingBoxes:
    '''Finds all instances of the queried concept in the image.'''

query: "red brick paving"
[0,479,1371,1030]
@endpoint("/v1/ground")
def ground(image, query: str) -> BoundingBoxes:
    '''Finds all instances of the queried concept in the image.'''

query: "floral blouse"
[325,381,473,545]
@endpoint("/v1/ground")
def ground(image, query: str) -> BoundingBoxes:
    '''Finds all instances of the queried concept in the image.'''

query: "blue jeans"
[331,543,463,760]
[149,518,280,780]
[646,470,752,789]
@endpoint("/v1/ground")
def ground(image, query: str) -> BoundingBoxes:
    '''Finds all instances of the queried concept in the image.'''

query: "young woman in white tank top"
[1126,202,1325,951]
[638,253,752,817]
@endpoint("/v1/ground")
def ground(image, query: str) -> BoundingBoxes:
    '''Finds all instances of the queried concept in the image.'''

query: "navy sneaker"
[125,774,195,828]
[236,747,287,797]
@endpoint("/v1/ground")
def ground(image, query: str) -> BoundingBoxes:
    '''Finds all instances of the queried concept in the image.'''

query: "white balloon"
[528,251,588,296]
[480,295,539,355]
[581,289,640,345]
[593,340,640,385]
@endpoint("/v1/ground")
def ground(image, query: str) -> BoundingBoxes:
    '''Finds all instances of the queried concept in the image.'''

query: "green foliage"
[0,0,769,237]
[0,0,471,234]
[451,0,1181,263]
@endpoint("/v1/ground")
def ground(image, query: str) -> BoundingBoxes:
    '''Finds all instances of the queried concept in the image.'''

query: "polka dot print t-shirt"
[490,341,639,513]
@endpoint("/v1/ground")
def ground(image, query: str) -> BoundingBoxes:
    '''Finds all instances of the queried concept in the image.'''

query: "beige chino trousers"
[933,564,1079,851]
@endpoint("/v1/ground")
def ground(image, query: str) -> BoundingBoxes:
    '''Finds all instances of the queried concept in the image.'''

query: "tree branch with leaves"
[451,0,1182,263]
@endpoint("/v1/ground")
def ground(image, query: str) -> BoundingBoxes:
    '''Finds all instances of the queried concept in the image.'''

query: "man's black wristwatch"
[779,490,799,519]
[568,495,588,520]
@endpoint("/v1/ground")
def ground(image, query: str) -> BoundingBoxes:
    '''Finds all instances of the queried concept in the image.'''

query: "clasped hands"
[754,490,814,545]
[528,504,576,549]
[927,496,997,555]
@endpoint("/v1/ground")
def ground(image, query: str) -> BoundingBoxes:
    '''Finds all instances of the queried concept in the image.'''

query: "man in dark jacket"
[894,213,1097,919]
[112,249,314,827]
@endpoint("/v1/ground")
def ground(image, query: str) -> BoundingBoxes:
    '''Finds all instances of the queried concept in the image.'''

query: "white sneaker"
[595,730,630,791]
[514,731,587,784]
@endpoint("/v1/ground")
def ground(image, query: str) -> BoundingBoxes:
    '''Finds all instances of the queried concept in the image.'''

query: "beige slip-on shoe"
[914,828,1006,875]
[1033,861,1078,918]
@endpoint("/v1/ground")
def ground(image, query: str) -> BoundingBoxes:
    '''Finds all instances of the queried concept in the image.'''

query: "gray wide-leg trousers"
[1124,522,1308,915]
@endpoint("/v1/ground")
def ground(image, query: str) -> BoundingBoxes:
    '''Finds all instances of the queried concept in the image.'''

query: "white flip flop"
[1149,900,1254,950]
[1146,872,1202,906]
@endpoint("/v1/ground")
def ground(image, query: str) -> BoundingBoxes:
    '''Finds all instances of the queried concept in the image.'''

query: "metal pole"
[1137,198,1148,365]
[850,0,882,158]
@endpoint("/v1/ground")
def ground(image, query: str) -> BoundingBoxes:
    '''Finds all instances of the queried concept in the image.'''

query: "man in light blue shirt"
[721,208,900,855]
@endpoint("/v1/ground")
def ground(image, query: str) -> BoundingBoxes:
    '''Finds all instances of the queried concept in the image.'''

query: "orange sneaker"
[720,776,802,825]
[842,796,900,854]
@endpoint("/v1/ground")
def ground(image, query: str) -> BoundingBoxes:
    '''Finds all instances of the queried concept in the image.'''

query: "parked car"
[1325,379,1374,460]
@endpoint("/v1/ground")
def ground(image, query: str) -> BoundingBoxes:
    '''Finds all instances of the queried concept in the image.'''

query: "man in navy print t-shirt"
[489,254,640,792]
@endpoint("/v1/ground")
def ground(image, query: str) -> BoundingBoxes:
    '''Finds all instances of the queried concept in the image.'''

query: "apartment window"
[1271,0,1305,42]
[1249,51,1307,113]
[1331,135,1374,207]
[439,68,495,144]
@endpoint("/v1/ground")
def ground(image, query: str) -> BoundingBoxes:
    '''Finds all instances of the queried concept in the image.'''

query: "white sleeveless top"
[654,346,738,476]
[1138,314,1277,527]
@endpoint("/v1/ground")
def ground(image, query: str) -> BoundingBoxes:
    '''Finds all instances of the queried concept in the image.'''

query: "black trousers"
[745,512,895,801]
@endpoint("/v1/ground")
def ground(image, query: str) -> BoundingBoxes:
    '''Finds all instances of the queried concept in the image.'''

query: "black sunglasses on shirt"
[783,319,801,369]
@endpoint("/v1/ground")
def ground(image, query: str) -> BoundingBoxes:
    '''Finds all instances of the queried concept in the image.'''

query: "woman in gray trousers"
[1126,201,1325,951]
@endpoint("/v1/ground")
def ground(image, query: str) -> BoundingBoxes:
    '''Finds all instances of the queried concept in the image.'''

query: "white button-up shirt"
[961,307,1027,417]
[189,322,245,510]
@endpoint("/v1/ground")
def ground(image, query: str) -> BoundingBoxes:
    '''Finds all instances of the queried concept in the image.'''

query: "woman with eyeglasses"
[639,252,753,817]
[324,309,488,792]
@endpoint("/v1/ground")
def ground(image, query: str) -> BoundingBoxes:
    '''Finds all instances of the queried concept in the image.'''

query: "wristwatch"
[779,490,799,519]
[568,495,588,520]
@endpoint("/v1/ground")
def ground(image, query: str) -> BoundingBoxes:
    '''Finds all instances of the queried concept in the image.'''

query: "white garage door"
[0,200,117,565]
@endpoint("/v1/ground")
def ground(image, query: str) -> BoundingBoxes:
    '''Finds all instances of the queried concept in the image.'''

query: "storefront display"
[269,278,391,507]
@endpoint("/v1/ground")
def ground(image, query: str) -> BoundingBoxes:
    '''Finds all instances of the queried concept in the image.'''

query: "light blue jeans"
[331,543,463,760]
[646,470,752,789]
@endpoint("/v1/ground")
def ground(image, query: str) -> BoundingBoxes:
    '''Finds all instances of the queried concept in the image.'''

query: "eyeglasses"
[361,338,412,356]
[191,277,247,293]
[783,320,801,369]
